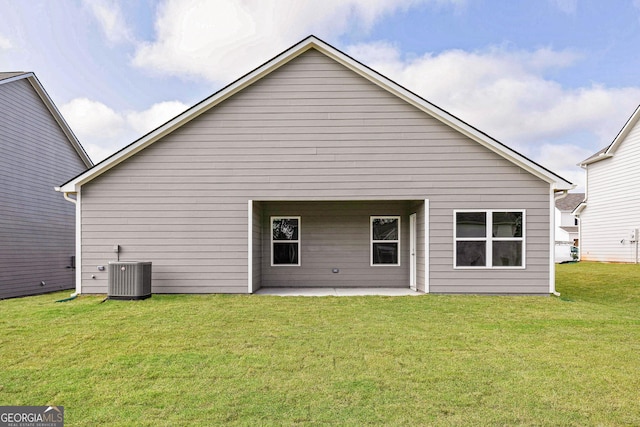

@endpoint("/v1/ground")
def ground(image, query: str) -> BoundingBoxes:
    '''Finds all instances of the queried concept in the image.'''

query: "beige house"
[57,36,572,295]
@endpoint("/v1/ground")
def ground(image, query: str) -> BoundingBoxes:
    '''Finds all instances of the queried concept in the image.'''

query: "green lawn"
[1,262,639,426]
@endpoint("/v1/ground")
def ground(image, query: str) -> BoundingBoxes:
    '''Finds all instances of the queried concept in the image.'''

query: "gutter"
[554,190,569,202]
[571,164,588,264]
[61,191,77,205]
[55,187,80,298]
[550,189,570,297]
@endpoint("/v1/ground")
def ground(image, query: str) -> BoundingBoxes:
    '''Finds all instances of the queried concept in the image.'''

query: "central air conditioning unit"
[108,261,152,300]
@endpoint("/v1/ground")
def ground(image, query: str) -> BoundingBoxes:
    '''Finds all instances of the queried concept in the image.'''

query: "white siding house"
[554,193,583,263]
[576,105,640,263]
[57,36,573,295]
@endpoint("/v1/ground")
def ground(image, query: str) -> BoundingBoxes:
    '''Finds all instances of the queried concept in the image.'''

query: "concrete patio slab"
[254,287,422,296]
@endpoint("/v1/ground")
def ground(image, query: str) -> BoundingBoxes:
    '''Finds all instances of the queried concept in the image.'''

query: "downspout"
[62,191,77,205]
[555,190,569,201]
[573,163,588,262]
[550,189,569,297]
[56,188,81,298]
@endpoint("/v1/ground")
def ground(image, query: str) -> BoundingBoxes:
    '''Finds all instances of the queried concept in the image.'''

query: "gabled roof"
[58,35,572,193]
[555,193,585,211]
[580,104,640,167]
[0,72,93,168]
[0,71,30,81]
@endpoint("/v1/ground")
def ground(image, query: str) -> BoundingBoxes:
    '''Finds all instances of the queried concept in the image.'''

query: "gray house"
[1,72,92,299]
[57,36,572,295]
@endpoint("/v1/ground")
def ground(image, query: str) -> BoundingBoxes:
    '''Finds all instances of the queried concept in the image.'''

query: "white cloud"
[347,42,592,142]
[0,34,12,50]
[61,98,189,162]
[60,98,129,162]
[346,42,640,190]
[126,101,189,135]
[536,143,594,190]
[132,0,459,83]
[62,0,640,189]
[61,98,126,140]
[83,0,134,44]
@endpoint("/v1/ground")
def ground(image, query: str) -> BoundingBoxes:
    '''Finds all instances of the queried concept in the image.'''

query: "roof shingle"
[556,193,585,211]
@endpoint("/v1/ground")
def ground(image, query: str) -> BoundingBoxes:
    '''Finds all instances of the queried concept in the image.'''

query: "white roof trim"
[58,36,572,192]
[1,72,93,168]
[572,202,586,216]
[581,104,640,167]
[0,72,32,84]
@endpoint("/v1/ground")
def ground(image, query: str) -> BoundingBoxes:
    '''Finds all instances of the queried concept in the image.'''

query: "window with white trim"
[454,211,524,268]
[271,217,300,266]
[371,216,400,266]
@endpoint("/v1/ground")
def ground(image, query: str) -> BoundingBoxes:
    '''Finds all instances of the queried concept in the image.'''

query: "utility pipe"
[551,190,569,297]
[56,189,80,297]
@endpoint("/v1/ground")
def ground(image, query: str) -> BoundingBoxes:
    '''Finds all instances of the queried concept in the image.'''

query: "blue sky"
[1,0,640,190]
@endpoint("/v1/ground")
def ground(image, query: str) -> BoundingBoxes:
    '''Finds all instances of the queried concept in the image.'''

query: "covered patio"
[254,287,423,296]
[249,199,428,293]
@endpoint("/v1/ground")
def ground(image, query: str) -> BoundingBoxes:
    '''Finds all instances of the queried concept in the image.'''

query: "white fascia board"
[581,104,640,167]
[59,36,573,191]
[572,202,587,216]
[605,104,640,156]
[580,153,613,167]
[312,39,573,189]
[18,73,94,168]
[59,39,321,193]
[0,72,31,85]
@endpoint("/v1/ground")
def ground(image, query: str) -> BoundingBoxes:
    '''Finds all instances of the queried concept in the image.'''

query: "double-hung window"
[371,216,400,266]
[454,211,524,268]
[271,217,300,266]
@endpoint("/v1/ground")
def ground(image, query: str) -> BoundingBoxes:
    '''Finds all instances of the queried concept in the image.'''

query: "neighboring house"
[554,192,583,263]
[57,36,573,296]
[0,72,92,299]
[576,104,640,263]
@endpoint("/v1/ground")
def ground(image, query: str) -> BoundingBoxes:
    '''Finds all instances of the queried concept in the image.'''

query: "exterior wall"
[410,200,427,292]
[0,78,87,299]
[555,208,570,242]
[251,201,262,291]
[581,120,640,263]
[560,211,577,228]
[430,195,549,294]
[259,201,412,288]
[554,208,575,263]
[79,48,552,294]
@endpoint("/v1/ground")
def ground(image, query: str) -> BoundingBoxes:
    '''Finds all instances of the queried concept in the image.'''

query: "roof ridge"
[58,35,573,191]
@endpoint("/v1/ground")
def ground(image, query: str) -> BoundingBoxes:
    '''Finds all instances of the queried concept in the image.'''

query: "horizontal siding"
[581,119,640,262]
[260,201,411,288]
[0,78,87,299]
[409,200,426,292]
[252,201,262,291]
[80,49,551,294]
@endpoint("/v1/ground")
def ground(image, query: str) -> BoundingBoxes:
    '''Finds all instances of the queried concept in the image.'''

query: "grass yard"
[1,262,639,426]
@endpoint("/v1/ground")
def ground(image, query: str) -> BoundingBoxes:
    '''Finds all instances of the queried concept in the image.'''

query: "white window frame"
[453,210,526,269]
[271,216,301,267]
[370,216,401,267]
